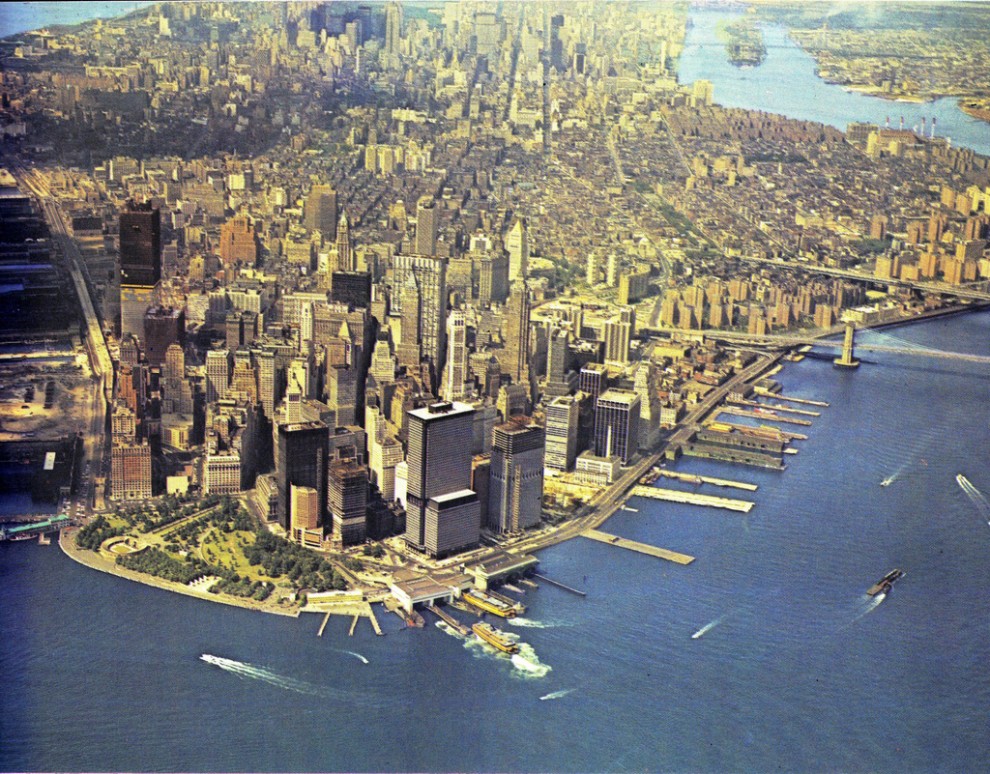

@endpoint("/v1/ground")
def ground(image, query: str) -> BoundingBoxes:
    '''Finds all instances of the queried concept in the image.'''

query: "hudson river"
[3,7,990,773]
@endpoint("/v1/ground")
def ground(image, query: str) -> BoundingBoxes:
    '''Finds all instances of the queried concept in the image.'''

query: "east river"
[3,7,990,773]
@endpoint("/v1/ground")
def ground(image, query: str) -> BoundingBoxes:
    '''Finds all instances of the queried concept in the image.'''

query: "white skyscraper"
[506,217,529,282]
[442,311,469,400]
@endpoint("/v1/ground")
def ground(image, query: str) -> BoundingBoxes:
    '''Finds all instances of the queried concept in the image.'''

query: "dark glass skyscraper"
[119,201,161,288]
[276,421,329,530]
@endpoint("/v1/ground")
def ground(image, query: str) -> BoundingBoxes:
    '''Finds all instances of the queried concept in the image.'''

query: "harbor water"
[678,7,990,157]
[3,312,989,773]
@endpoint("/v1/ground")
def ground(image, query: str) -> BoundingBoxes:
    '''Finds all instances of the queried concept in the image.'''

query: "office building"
[119,201,161,341]
[506,216,528,282]
[501,280,530,385]
[304,185,337,239]
[594,389,641,464]
[544,394,579,471]
[488,421,544,534]
[415,196,438,256]
[329,460,368,546]
[276,421,329,531]
[111,441,152,501]
[143,307,184,367]
[404,401,479,557]
[442,310,469,400]
[392,253,447,386]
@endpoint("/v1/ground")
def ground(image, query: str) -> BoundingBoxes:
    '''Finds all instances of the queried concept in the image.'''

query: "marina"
[582,529,695,565]
[630,485,756,513]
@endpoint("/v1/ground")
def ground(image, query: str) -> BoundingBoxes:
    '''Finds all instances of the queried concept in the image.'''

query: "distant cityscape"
[2,0,989,618]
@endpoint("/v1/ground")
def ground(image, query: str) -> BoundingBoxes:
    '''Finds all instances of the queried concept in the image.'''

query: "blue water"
[0,2,154,39]
[678,7,990,157]
[3,310,989,772]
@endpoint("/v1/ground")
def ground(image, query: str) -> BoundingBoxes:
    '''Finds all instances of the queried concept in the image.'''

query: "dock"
[426,604,471,636]
[583,529,695,565]
[718,406,812,426]
[630,485,755,513]
[728,397,820,417]
[657,469,758,492]
[533,572,587,597]
[761,392,829,407]
[312,601,383,637]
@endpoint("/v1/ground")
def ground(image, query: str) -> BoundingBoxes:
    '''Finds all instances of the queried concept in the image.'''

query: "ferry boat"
[472,622,519,654]
[867,569,904,596]
[462,589,525,618]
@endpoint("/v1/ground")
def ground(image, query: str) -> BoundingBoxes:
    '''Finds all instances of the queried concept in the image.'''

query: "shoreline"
[58,527,301,618]
[45,304,988,620]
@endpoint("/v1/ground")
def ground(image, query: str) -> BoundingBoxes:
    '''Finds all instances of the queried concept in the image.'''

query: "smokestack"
[900,116,904,131]
[885,116,890,129]
[921,117,926,137]
[931,117,936,139]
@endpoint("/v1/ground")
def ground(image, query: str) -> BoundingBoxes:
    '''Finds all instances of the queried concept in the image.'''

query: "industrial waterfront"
[4,309,989,773]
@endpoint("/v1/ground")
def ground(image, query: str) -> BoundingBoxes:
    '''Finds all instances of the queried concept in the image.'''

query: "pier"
[312,601,383,637]
[582,530,695,565]
[426,604,471,636]
[718,406,812,426]
[758,392,829,407]
[728,397,820,417]
[657,469,758,491]
[533,572,587,597]
[630,485,755,513]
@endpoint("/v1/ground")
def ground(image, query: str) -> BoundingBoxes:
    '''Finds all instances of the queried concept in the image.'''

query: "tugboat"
[472,622,519,654]
[867,569,904,596]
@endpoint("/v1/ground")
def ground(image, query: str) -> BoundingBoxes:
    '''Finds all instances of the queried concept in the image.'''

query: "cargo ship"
[867,569,904,596]
[462,589,525,618]
[472,622,519,654]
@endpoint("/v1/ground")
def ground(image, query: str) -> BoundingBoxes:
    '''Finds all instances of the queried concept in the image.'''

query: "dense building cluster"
[3,1,988,564]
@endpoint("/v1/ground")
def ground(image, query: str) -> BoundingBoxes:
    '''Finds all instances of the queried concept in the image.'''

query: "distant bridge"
[701,329,990,365]
[734,256,990,303]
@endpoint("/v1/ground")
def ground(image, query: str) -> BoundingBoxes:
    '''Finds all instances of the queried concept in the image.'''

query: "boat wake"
[339,650,369,664]
[435,620,465,639]
[957,474,990,523]
[840,593,887,630]
[511,643,552,679]
[691,615,725,639]
[200,654,329,696]
[540,688,575,701]
[506,616,568,629]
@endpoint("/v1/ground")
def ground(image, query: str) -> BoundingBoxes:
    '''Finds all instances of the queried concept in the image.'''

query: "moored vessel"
[462,589,525,618]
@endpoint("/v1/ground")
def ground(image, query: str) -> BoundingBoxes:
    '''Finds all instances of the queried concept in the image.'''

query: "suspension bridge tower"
[833,321,860,369]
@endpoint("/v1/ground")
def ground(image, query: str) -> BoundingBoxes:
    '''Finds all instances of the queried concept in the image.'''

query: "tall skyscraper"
[604,307,634,365]
[335,209,354,271]
[488,421,545,534]
[404,401,479,557]
[392,254,447,387]
[119,200,161,287]
[276,421,329,530]
[304,185,337,239]
[594,389,641,464]
[119,201,161,341]
[385,1,403,56]
[506,217,529,282]
[501,280,530,386]
[579,362,608,402]
[328,460,368,546]
[415,196,438,256]
[544,394,579,472]
[442,310,468,400]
